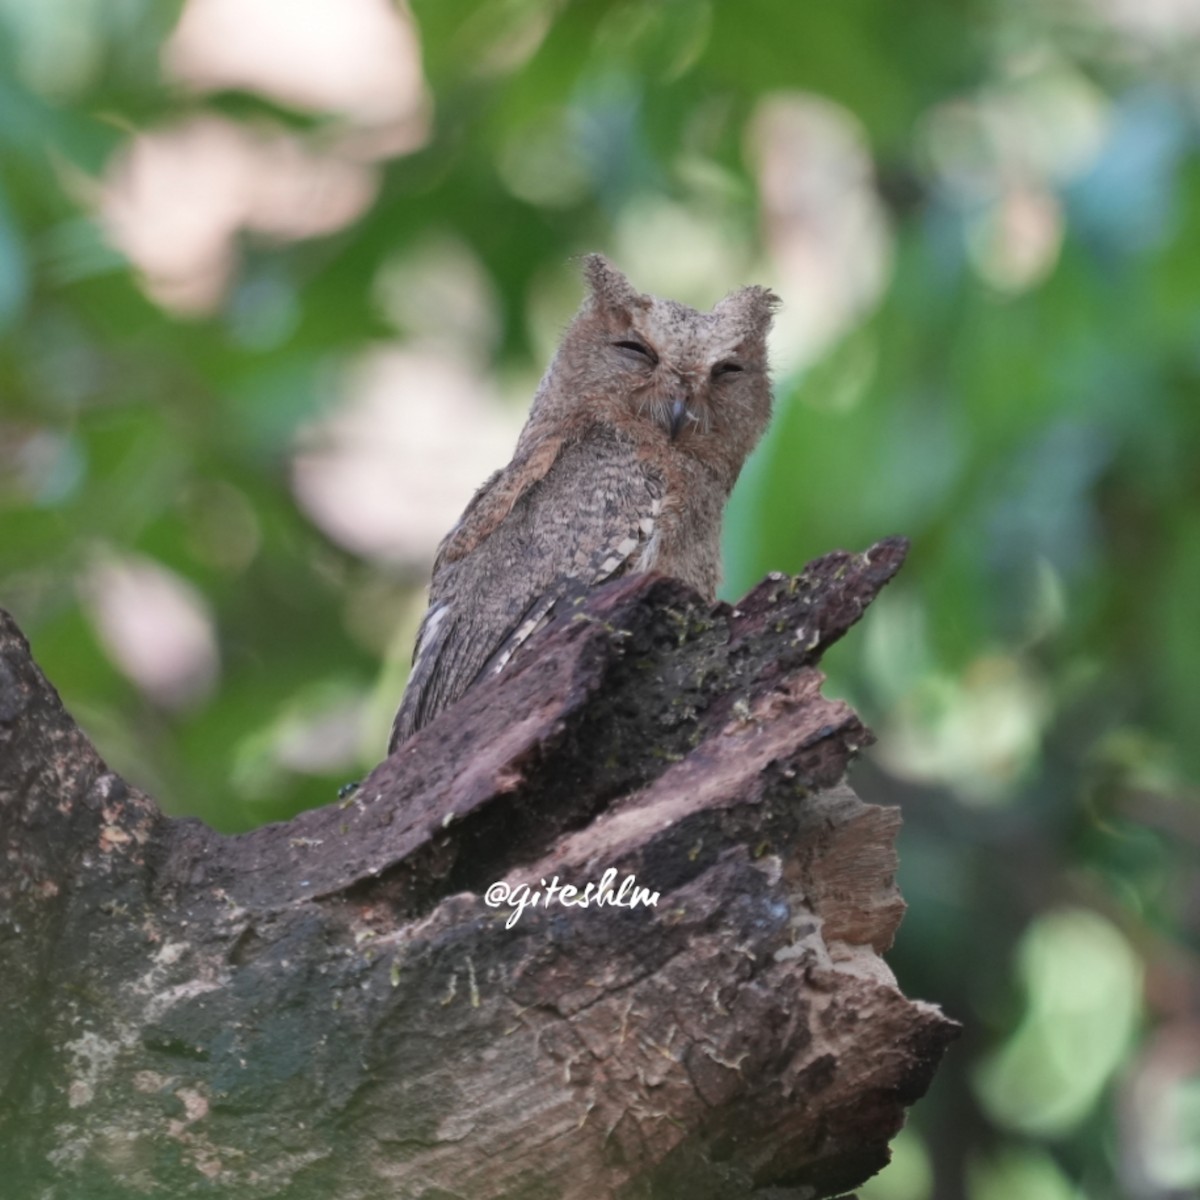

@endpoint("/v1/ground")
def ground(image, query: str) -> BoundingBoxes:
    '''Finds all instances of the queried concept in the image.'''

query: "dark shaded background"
[2,1,1198,1197]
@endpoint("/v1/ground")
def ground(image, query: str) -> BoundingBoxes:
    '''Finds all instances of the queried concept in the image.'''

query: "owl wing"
[389,425,662,750]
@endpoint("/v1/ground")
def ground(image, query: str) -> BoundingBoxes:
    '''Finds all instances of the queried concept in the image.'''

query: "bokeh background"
[2,1,1198,1196]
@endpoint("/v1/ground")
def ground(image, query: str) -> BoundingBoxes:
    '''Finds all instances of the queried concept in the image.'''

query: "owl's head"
[542,255,778,491]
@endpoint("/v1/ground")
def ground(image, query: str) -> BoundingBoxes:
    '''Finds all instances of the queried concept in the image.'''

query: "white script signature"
[484,868,660,929]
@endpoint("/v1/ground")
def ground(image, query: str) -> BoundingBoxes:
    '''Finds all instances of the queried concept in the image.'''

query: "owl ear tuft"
[715,284,780,338]
[581,254,646,315]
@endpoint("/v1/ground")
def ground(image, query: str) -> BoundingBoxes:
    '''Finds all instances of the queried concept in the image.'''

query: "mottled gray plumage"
[389,255,777,751]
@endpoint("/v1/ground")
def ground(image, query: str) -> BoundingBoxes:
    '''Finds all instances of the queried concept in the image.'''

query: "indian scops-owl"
[389,255,778,751]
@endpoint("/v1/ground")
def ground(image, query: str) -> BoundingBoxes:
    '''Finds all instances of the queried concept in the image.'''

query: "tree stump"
[0,536,957,1199]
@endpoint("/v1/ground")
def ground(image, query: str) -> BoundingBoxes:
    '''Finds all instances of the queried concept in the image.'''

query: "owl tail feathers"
[388,602,457,754]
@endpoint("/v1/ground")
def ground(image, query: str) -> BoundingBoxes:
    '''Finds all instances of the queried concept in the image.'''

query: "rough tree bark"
[0,537,957,1200]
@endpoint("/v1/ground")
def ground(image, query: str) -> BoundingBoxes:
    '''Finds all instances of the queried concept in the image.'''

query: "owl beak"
[668,397,690,440]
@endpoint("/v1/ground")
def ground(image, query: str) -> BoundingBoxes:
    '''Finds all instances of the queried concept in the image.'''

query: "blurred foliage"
[2,1,1199,1198]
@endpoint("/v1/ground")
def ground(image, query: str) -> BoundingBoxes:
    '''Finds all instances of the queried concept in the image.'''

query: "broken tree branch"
[0,536,957,1199]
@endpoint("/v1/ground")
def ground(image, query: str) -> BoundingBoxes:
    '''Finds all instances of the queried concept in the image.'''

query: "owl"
[389,255,778,751]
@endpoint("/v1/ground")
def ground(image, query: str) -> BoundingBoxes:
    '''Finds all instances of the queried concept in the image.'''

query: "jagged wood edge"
[0,536,958,1199]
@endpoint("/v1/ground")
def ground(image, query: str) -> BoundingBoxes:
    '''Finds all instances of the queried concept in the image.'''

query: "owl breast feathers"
[389,254,778,751]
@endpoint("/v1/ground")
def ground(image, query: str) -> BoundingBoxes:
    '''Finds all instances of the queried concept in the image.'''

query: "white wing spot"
[491,597,557,675]
[414,603,449,660]
[640,527,662,572]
